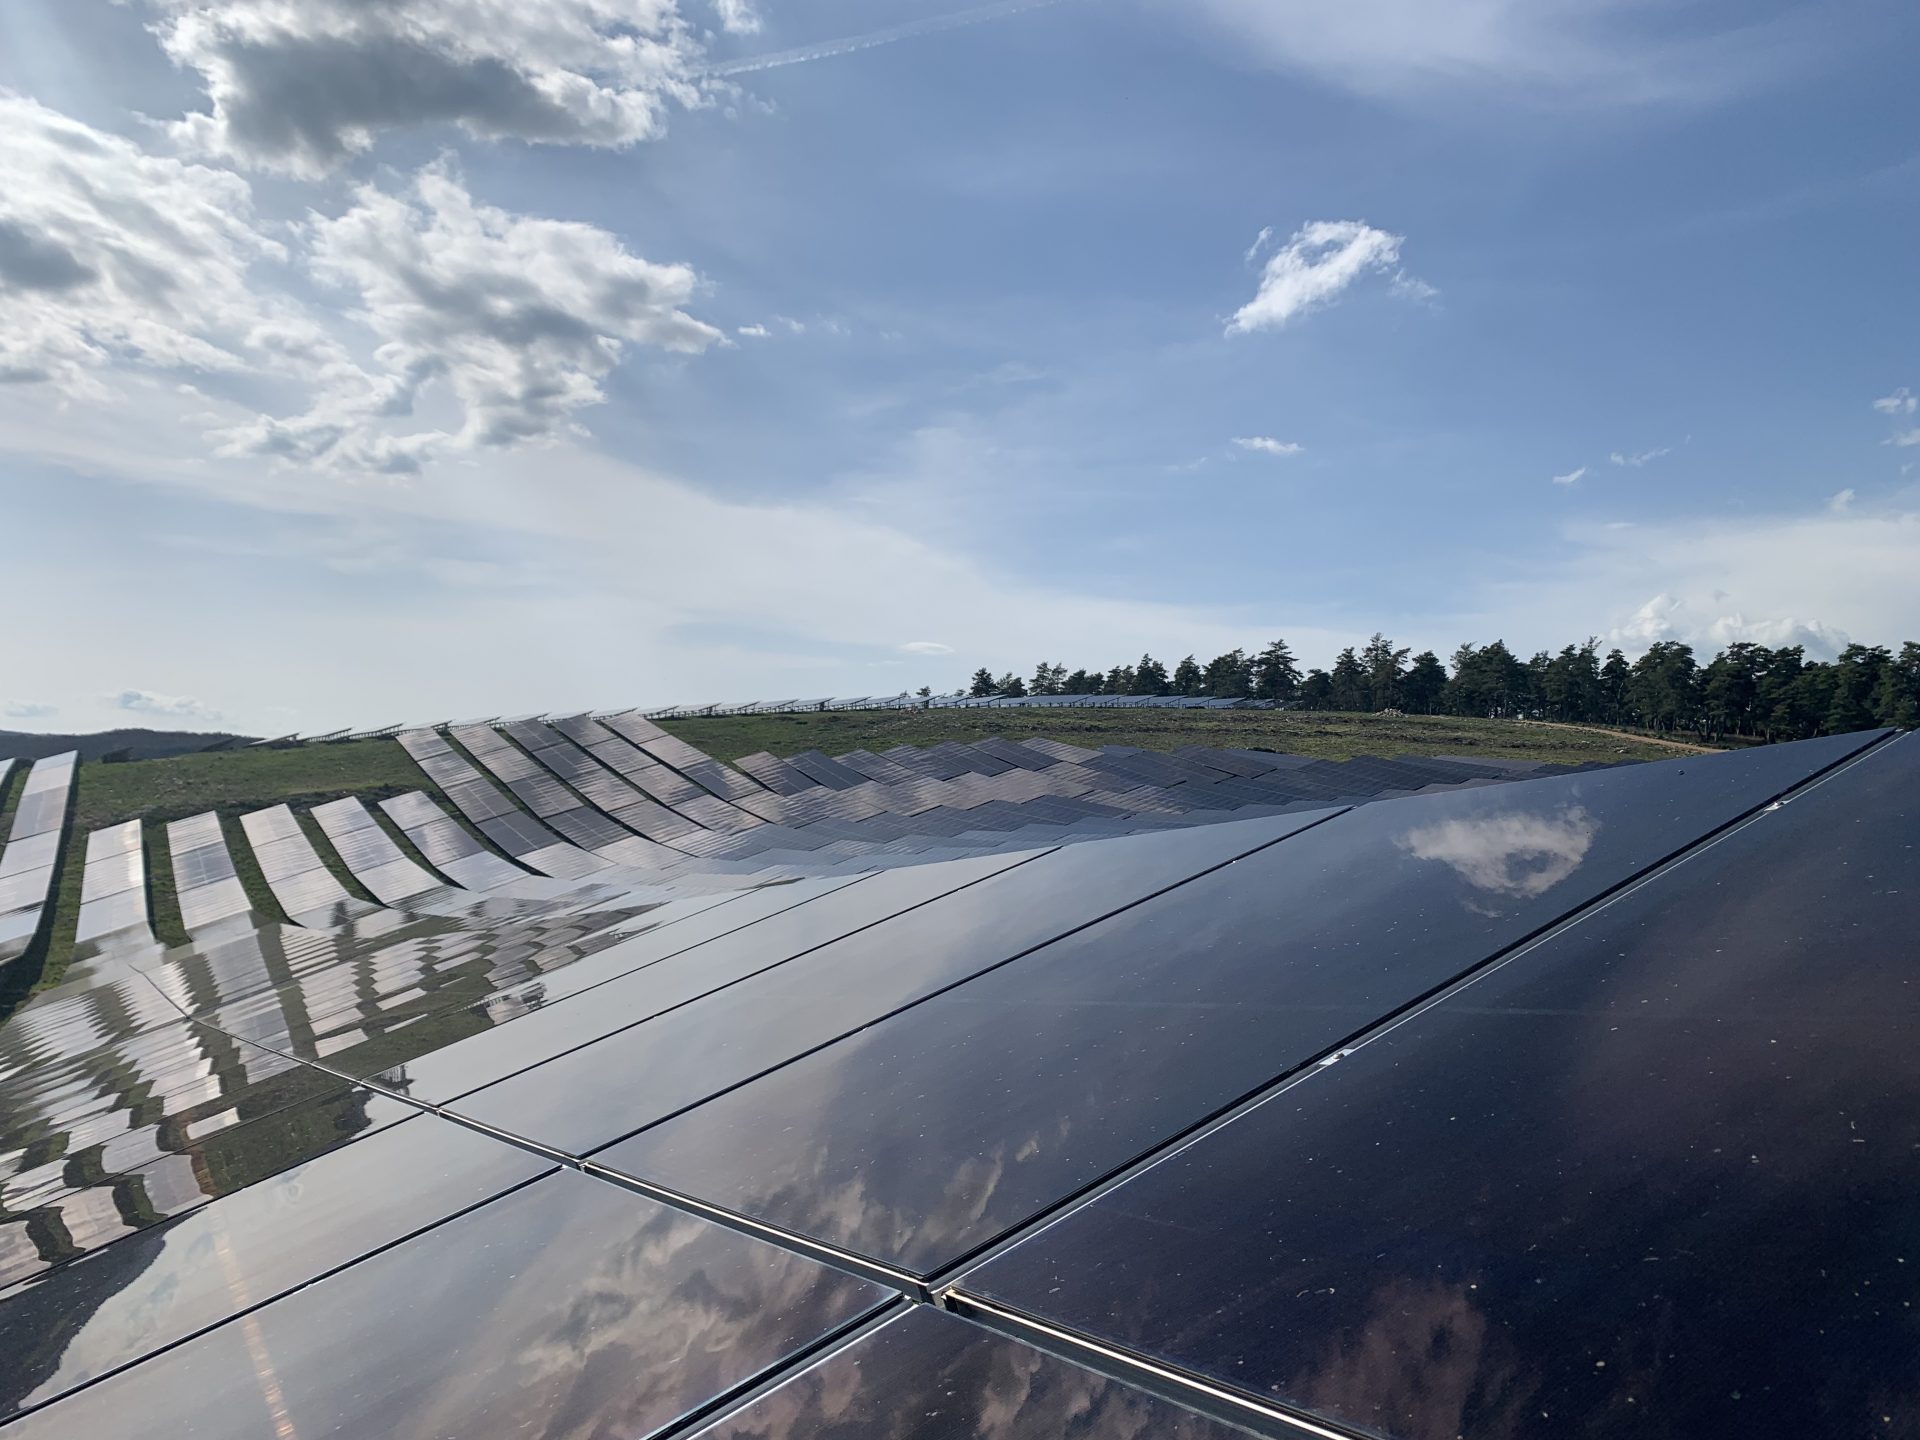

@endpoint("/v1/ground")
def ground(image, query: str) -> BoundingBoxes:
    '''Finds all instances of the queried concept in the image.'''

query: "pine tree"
[1401,651,1448,714]
[968,667,996,698]
[1131,653,1171,696]
[995,671,1027,698]
[1359,633,1409,711]
[1171,655,1205,696]
[1204,648,1254,698]
[1328,648,1367,710]
[1250,639,1301,703]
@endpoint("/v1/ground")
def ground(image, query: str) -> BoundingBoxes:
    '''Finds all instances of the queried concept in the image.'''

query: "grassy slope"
[0,713,1699,998]
[660,709,1704,766]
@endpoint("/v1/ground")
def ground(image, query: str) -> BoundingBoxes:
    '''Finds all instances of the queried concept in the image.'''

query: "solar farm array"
[0,714,1911,1439]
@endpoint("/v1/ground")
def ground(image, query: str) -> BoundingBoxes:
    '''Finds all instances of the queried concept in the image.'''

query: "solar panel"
[1,728,1909,1440]
[958,731,1920,1440]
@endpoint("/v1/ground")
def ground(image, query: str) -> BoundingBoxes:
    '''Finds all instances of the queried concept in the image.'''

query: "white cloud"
[1871,387,1916,416]
[1551,466,1587,486]
[147,0,706,176]
[216,161,724,469]
[1179,0,1803,105]
[0,96,294,395]
[1242,225,1274,264]
[111,689,222,722]
[1465,504,1920,661]
[1827,488,1855,514]
[1232,435,1303,456]
[1,702,58,721]
[900,640,954,655]
[1226,220,1419,335]
[712,0,763,34]
[1890,429,1920,449]
[1609,446,1670,467]
[736,323,770,338]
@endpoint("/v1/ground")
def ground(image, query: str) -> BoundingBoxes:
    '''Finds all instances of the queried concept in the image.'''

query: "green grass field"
[1,712,1702,1001]
[661,708,1705,766]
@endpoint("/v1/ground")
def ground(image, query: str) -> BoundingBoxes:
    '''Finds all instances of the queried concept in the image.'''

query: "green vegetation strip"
[658,708,1701,767]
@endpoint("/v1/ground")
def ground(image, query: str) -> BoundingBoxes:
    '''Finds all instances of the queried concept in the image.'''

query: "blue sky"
[1,0,1916,733]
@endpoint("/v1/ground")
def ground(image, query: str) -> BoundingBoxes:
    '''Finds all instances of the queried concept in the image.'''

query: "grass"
[0,712,1704,1005]
[657,708,1706,766]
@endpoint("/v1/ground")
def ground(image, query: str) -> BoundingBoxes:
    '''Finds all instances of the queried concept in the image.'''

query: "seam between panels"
[940,1292,1358,1440]
[928,727,1904,1287]
[561,806,1355,1163]
[650,1300,911,1440]
[423,843,1068,1112]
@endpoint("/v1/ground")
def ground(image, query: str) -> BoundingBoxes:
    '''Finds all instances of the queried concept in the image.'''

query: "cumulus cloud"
[1609,446,1670,467]
[112,689,221,721]
[146,0,706,176]
[1226,220,1421,335]
[0,96,294,394]
[712,0,763,35]
[1551,466,1586,486]
[900,640,954,655]
[216,161,724,468]
[1872,387,1916,416]
[1827,488,1855,514]
[1233,435,1303,456]
[736,323,770,338]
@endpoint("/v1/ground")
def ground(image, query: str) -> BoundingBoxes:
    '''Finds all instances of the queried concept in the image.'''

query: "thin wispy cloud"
[1552,466,1587,486]
[1233,436,1303,456]
[706,0,1073,77]
[1609,446,1671,467]
[1871,387,1915,416]
[900,640,954,655]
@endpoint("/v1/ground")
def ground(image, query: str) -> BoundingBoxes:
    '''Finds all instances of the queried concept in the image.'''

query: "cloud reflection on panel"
[1397,807,1597,913]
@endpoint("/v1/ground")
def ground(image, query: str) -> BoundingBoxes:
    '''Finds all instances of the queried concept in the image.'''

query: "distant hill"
[0,728,259,763]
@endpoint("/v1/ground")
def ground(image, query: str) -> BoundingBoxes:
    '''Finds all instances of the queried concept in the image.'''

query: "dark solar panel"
[3,728,1908,1440]
[960,731,1920,1440]
[589,732,1877,1274]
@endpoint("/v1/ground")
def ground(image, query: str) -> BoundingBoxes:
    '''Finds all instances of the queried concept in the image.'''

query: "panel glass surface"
[2,1168,887,1440]
[456,811,1331,1154]
[688,1305,1251,1439]
[596,733,1879,1274]
[0,1109,546,1418]
[353,848,1048,1104]
[963,734,1919,1440]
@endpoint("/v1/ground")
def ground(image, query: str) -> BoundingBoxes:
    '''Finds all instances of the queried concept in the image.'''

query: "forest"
[964,636,1920,741]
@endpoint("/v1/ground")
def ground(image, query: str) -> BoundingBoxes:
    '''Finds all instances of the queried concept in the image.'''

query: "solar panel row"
[0,753,77,964]
[0,725,1907,1439]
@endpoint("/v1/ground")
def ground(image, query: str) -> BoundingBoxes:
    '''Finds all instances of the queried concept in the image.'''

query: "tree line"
[964,635,1920,741]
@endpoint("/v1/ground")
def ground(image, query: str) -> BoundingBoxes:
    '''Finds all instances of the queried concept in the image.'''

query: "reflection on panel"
[963,734,1920,1440]
[3,1167,887,1440]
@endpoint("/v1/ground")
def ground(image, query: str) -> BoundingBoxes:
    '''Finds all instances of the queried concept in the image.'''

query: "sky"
[1,0,1916,734]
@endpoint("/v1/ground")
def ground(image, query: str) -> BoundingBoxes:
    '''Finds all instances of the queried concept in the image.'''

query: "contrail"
[704,0,1076,77]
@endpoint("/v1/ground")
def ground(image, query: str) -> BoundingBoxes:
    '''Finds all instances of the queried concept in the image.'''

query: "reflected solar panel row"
[402,728,613,881]
[309,798,446,906]
[239,804,373,927]
[167,813,254,936]
[0,752,77,964]
[379,791,537,892]
[70,821,156,953]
